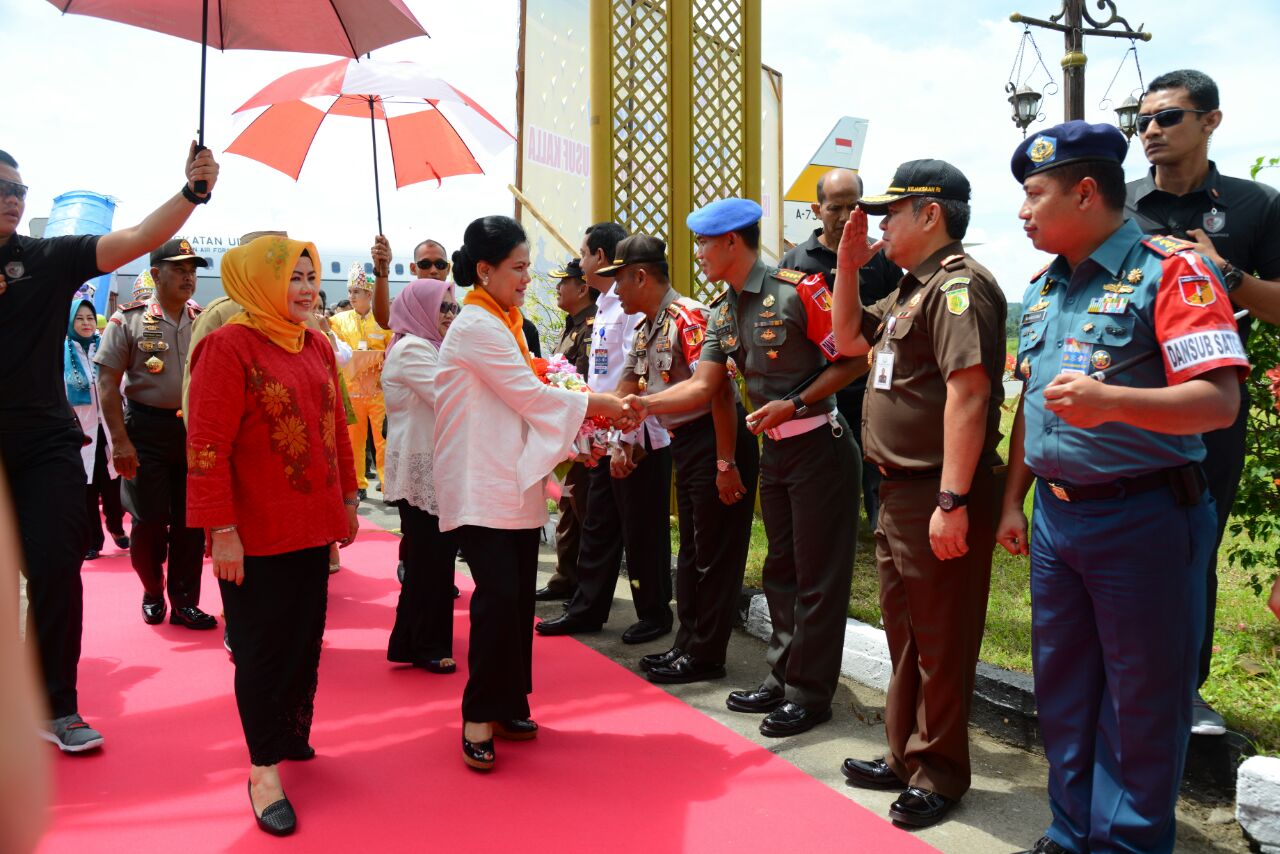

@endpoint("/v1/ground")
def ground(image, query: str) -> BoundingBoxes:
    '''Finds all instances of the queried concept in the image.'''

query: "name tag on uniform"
[1021,310,1046,326]
[873,350,894,390]
[1060,337,1092,374]
[592,348,609,376]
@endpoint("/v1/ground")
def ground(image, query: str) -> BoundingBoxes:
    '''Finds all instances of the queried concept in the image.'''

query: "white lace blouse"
[382,336,443,514]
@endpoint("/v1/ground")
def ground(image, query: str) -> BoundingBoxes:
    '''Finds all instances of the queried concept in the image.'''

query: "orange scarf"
[464,286,533,369]
[221,236,321,354]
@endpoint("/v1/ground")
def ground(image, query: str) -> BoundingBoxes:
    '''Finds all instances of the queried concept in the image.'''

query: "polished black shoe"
[889,786,955,828]
[725,685,785,714]
[141,596,166,625]
[1011,836,1070,854]
[492,718,538,741]
[83,549,99,561]
[357,488,368,501]
[639,646,684,673]
[396,560,405,584]
[841,757,907,790]
[110,531,130,549]
[170,606,218,630]
[249,780,297,836]
[621,619,672,645]
[462,732,495,772]
[534,585,575,601]
[647,653,726,685]
[759,702,832,738]
[534,614,602,636]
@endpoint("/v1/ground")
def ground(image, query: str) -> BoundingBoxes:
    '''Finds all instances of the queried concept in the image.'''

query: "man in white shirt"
[536,223,675,643]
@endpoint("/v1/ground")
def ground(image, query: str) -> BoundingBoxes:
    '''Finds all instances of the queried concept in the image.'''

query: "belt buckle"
[1049,482,1071,502]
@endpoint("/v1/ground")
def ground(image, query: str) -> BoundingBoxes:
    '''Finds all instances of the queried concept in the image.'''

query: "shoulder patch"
[1142,235,1196,258]
[940,276,971,292]
[940,253,966,271]
[708,286,732,306]
[120,300,146,311]
[772,268,806,284]
[946,287,970,316]
[1029,262,1051,284]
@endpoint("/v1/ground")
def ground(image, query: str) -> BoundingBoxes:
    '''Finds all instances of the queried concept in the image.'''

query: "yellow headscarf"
[221,235,321,354]
[463,286,533,369]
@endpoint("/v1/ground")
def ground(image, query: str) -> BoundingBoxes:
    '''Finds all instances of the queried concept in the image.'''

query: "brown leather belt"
[1043,466,1189,503]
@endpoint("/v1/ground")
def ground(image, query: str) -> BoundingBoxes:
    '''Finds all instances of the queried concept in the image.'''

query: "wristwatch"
[1220,261,1244,292]
[936,490,970,512]
[716,459,738,472]
[784,392,810,420]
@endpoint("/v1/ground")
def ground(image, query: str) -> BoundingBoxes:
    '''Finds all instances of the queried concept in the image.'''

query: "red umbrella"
[226,58,516,232]
[47,0,428,192]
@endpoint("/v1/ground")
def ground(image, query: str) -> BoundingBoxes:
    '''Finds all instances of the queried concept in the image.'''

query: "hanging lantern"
[1008,84,1043,136]
[1115,93,1141,140]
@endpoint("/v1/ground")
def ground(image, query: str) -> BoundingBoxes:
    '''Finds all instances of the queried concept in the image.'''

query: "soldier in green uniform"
[97,239,217,631]
[624,198,863,737]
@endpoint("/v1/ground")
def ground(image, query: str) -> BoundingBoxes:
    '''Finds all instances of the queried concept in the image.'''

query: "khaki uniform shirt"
[553,303,597,379]
[699,259,842,412]
[624,287,711,431]
[95,296,199,409]
[858,243,1006,471]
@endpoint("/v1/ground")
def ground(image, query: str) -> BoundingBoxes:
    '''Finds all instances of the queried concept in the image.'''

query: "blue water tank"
[45,191,117,315]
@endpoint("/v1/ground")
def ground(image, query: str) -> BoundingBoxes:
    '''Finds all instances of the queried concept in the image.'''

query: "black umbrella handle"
[194,0,209,195]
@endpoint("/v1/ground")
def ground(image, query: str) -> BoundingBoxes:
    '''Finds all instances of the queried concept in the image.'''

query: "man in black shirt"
[0,143,220,752]
[1126,69,1280,736]
[781,167,902,528]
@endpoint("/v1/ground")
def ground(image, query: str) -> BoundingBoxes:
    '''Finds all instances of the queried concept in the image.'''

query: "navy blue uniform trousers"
[1031,480,1212,854]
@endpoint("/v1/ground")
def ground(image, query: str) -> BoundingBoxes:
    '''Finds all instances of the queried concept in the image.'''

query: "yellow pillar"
[669,0,693,296]
[743,0,761,202]
[589,0,613,224]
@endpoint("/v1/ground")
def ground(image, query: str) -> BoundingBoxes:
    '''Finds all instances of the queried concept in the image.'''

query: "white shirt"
[591,285,669,449]
[69,340,115,482]
[381,336,442,514]
[433,307,588,532]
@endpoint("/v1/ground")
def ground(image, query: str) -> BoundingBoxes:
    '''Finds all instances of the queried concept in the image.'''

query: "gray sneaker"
[1191,691,1227,736]
[40,714,104,753]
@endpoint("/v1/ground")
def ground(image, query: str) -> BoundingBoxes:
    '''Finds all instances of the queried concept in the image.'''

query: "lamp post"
[1010,0,1151,122]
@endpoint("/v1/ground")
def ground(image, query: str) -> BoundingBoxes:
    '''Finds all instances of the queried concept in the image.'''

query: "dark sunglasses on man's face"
[1136,108,1210,135]
[417,258,449,271]
[0,180,29,201]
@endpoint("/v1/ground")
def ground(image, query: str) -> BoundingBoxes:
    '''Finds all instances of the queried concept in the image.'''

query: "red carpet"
[39,527,935,853]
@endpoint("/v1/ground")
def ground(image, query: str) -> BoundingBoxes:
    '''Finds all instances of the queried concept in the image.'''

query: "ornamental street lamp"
[1008,84,1044,136]
[1115,92,1141,139]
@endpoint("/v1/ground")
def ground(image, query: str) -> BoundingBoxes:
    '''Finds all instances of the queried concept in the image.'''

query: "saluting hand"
[185,141,220,195]
[836,207,884,277]
[371,235,392,278]
[1043,373,1117,428]
[995,504,1030,556]
[745,399,795,435]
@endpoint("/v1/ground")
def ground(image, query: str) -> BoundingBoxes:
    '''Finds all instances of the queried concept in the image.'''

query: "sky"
[4,0,1279,303]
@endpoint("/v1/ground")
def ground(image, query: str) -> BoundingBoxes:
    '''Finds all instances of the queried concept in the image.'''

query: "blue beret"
[686,197,763,236]
[1010,120,1128,183]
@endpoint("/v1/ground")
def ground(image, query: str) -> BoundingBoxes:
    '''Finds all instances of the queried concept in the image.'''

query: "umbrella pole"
[193,0,209,194]
[369,96,384,235]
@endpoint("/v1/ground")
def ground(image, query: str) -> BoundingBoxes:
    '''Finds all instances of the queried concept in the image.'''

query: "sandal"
[421,658,457,674]
[493,718,538,741]
[462,731,494,772]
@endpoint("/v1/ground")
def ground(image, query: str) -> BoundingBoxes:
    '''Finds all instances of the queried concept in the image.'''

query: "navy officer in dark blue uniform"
[997,122,1249,854]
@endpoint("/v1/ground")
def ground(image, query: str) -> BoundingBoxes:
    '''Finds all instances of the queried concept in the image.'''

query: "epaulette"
[119,300,146,311]
[1029,262,1051,283]
[1141,235,1196,258]
[665,297,705,327]
[940,253,966,271]
[772,268,806,285]
[708,286,732,306]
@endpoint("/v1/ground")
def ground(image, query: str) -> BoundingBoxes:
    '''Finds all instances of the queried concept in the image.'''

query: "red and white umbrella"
[226,58,515,231]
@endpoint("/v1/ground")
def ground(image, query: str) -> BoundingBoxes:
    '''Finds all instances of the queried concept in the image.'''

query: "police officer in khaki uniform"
[536,258,598,601]
[829,160,1006,829]
[604,235,760,683]
[625,199,863,737]
[97,238,217,630]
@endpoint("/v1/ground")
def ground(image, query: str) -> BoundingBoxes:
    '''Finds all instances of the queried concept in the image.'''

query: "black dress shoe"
[141,596,166,625]
[841,757,907,790]
[83,549,99,561]
[1011,836,1071,854]
[534,585,575,601]
[647,653,726,685]
[357,488,367,501]
[889,787,955,828]
[639,646,684,673]
[249,780,297,836]
[396,561,405,584]
[725,685,785,714]
[170,606,218,630]
[621,619,672,645]
[453,585,460,599]
[534,614,602,636]
[110,532,130,549]
[492,718,538,741]
[759,702,832,738]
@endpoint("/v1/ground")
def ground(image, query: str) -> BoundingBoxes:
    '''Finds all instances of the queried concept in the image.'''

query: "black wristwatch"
[1220,261,1244,292]
[181,183,211,205]
[785,392,810,420]
[936,490,970,512]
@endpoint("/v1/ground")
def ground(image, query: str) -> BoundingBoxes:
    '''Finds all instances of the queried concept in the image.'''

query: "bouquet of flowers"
[532,354,612,484]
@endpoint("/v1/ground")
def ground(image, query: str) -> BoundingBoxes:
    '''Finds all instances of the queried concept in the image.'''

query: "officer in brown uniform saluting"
[829,160,1006,829]
[97,239,217,630]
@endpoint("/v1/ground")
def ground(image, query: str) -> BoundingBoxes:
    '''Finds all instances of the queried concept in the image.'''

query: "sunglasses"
[417,258,449,271]
[440,301,460,315]
[0,180,29,201]
[1136,108,1210,135]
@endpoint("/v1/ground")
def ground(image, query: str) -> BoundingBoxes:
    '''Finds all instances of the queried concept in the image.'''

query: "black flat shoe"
[725,685,785,714]
[647,653,726,684]
[889,787,955,828]
[534,585,575,601]
[1011,836,1071,854]
[83,549,99,561]
[841,757,907,790]
[462,732,495,771]
[248,780,296,836]
[141,596,166,626]
[759,702,832,738]
[419,658,457,674]
[170,606,218,630]
[534,614,602,636]
[110,532,130,549]
[639,646,684,673]
[492,718,538,741]
[621,619,672,645]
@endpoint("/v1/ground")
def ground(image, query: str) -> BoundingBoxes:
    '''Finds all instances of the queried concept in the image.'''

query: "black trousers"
[123,406,204,608]
[837,383,881,530]
[457,526,539,722]
[220,546,329,767]
[1198,387,1249,687]
[388,502,457,664]
[670,411,759,665]
[2,419,88,719]
[565,437,673,627]
[758,416,860,709]
[84,424,125,551]
[547,462,589,593]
